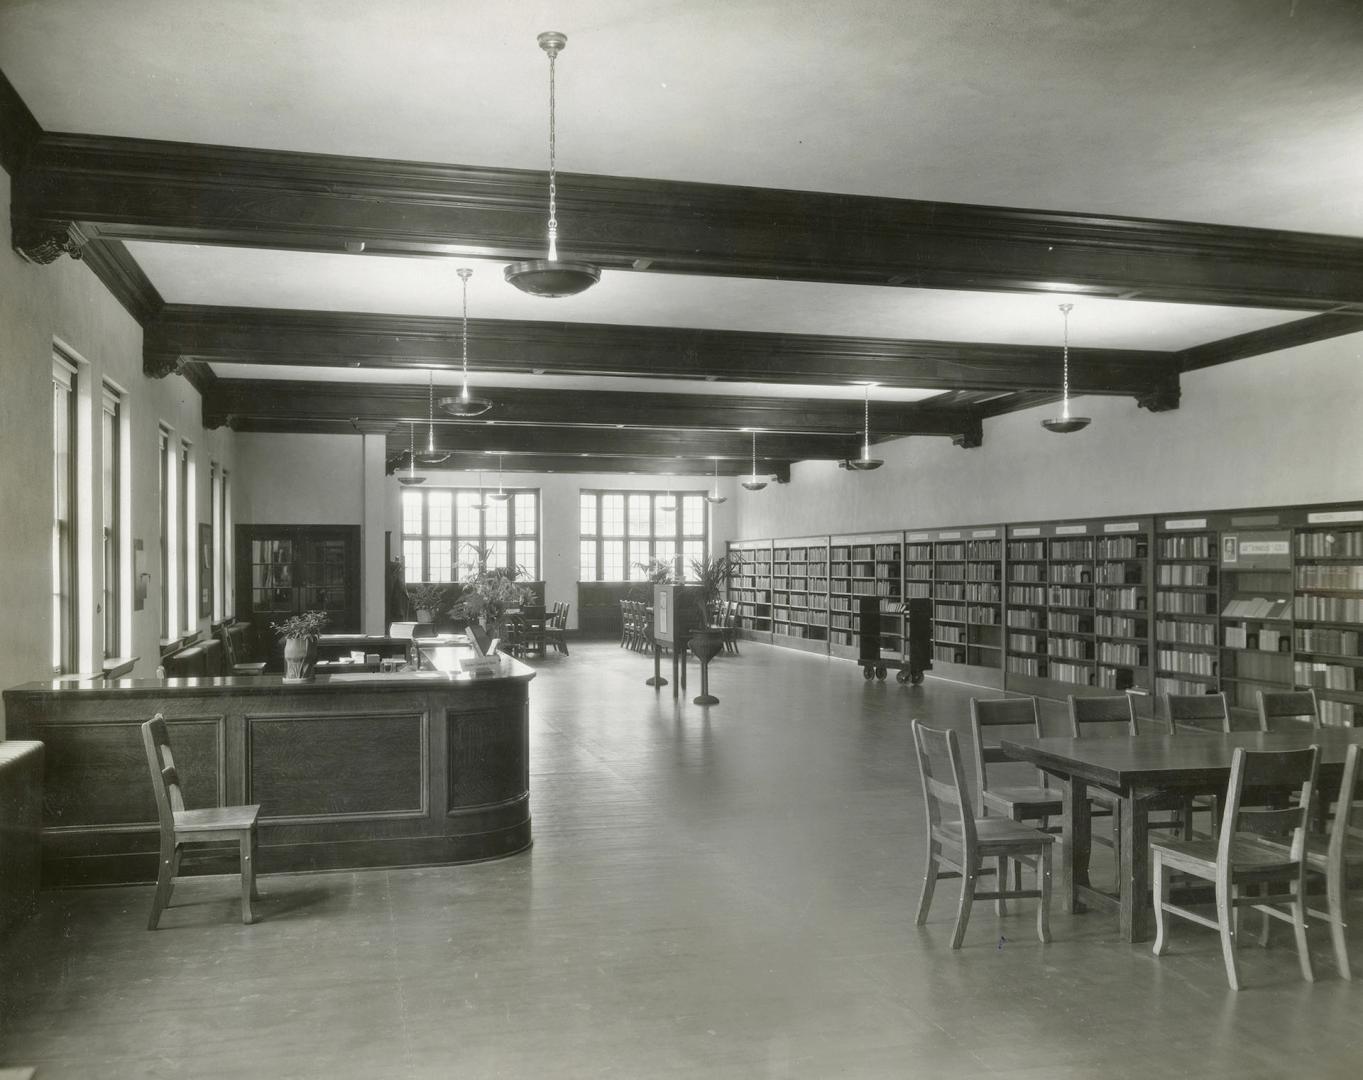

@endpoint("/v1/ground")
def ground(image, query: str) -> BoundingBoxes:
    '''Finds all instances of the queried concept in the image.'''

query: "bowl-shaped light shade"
[487,491,511,502]
[845,455,884,471]
[740,478,768,492]
[1041,416,1092,434]
[440,395,493,418]
[396,475,426,486]
[704,493,728,505]
[504,259,600,297]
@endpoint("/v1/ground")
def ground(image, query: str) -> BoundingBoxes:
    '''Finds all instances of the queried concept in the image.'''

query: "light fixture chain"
[1059,302,1073,419]
[427,369,435,453]
[547,46,559,257]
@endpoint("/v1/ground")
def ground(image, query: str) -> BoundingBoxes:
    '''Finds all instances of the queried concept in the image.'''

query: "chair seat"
[983,786,1062,818]
[973,817,1056,854]
[1151,835,1300,878]
[173,804,261,834]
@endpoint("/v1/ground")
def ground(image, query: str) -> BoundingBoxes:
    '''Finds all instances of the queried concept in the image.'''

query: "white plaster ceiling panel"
[2,1,1362,235]
[127,241,1308,351]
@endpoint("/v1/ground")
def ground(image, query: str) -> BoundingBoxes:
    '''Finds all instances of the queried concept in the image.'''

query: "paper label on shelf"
[1240,540,1290,555]
[1055,525,1088,535]
[1013,527,1041,537]
[1104,522,1140,533]
[971,529,997,538]
[907,532,929,541]
[939,531,961,539]
[1308,510,1363,524]
[1164,518,1207,530]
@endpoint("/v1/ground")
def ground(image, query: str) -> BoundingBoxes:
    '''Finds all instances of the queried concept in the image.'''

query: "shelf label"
[1104,522,1140,533]
[1240,540,1290,556]
[906,532,930,541]
[1230,514,1279,526]
[1056,525,1088,535]
[1308,510,1363,524]
[939,531,961,539]
[971,529,997,538]
[1012,527,1041,537]
[1164,518,1207,530]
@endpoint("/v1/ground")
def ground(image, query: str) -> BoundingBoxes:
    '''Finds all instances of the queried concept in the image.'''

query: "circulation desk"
[2,660,534,888]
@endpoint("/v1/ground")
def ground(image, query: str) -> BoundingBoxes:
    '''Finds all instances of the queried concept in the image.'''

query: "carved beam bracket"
[1135,379,1182,413]
[12,218,86,265]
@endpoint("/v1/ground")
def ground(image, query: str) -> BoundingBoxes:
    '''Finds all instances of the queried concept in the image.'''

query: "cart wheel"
[876,666,887,680]
[911,670,925,685]
[896,669,910,683]
[862,666,874,681]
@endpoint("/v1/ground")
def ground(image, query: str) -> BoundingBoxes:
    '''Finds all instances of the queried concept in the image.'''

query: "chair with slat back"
[720,600,741,655]
[1298,741,1363,979]
[218,624,266,676]
[1067,695,1137,863]
[1257,689,1321,732]
[1151,745,1319,990]
[141,715,262,929]
[912,720,1053,949]
[546,602,570,655]
[970,696,1060,916]
[1164,692,1231,836]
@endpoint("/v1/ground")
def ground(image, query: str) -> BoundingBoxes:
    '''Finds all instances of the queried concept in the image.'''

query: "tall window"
[52,355,78,673]
[579,490,707,582]
[158,426,172,640]
[401,488,539,582]
[211,462,222,622]
[222,469,233,618]
[101,384,122,658]
[180,441,193,633]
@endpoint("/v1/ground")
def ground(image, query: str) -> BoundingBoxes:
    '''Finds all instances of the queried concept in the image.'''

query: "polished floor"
[2,641,1360,1078]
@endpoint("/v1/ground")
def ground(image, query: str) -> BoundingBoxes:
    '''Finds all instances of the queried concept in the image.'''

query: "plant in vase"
[407,582,451,623]
[690,553,745,628]
[450,569,535,633]
[271,610,330,682]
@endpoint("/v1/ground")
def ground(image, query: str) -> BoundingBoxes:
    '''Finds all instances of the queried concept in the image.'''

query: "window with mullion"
[52,357,78,674]
[400,487,540,583]
[578,490,709,582]
[101,384,122,658]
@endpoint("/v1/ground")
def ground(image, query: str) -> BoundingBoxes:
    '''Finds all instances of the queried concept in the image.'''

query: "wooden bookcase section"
[828,532,903,662]
[729,501,1363,725]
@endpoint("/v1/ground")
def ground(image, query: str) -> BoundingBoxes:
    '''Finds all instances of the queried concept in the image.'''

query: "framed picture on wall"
[199,522,213,619]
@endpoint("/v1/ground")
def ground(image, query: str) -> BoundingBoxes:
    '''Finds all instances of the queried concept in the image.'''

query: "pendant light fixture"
[440,268,492,418]
[741,432,768,492]
[1041,302,1091,434]
[658,474,676,512]
[504,32,601,298]
[471,472,489,512]
[397,422,425,486]
[845,384,884,471]
[487,453,510,502]
[705,456,727,505]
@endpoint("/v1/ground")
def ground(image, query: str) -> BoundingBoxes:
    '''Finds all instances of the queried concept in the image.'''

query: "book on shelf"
[1221,595,1291,619]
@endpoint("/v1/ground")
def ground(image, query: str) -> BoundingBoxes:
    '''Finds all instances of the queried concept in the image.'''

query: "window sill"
[101,656,138,679]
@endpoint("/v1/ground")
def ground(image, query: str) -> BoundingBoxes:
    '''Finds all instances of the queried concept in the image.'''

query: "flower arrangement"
[271,610,330,639]
[407,582,453,615]
[450,570,535,627]
[690,554,745,627]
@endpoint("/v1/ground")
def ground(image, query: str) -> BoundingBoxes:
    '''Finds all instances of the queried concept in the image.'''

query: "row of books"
[1096,614,1145,638]
[1297,531,1363,558]
[1294,627,1360,656]
[1156,618,1217,645]
[1156,564,1215,586]
[1297,566,1363,590]
[1224,626,1289,651]
[1222,596,1292,619]
[1099,642,1146,666]
[1156,590,1216,615]
[1294,595,1363,622]
[1157,648,1216,676]
[1157,535,1213,559]
[1293,661,1359,692]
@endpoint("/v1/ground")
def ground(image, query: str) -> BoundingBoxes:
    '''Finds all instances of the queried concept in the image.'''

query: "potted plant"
[272,610,330,682]
[407,582,450,623]
[450,569,536,632]
[690,553,745,629]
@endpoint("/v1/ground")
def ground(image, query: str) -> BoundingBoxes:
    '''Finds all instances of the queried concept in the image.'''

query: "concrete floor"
[1,641,1360,1078]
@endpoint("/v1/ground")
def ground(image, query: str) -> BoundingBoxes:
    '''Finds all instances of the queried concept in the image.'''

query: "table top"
[1001,728,1363,790]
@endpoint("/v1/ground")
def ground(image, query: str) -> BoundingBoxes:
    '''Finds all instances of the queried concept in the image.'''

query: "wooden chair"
[141,715,261,929]
[720,600,741,655]
[1151,745,1319,990]
[218,623,266,676]
[1296,741,1363,980]
[1068,695,1137,860]
[1257,689,1321,732]
[546,602,570,655]
[911,720,1054,949]
[1165,691,1231,836]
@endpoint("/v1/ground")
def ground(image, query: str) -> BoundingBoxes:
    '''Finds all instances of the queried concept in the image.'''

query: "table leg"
[671,649,680,699]
[1062,776,1092,914]
[1119,790,1153,943]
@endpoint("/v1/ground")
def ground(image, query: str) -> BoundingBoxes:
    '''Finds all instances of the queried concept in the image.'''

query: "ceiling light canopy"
[1041,302,1091,434]
[844,384,884,471]
[504,32,601,298]
[440,268,493,417]
[741,432,768,492]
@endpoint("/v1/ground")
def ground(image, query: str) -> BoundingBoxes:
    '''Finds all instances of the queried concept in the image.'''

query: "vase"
[283,635,318,682]
[415,608,435,623]
[688,628,725,705]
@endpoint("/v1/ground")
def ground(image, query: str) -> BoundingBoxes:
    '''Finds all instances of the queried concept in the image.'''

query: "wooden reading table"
[1001,728,1363,943]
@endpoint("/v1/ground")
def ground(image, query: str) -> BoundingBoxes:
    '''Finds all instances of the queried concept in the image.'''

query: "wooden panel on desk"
[447,707,526,811]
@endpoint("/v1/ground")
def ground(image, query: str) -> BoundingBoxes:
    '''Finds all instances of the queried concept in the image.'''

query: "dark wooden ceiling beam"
[152,304,1173,400]
[1175,311,1363,372]
[202,379,982,441]
[15,133,1363,311]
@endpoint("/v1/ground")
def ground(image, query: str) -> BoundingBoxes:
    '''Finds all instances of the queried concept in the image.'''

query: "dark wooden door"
[235,525,362,652]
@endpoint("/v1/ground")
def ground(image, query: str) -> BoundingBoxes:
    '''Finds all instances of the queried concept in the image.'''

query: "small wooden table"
[1001,729,1363,943]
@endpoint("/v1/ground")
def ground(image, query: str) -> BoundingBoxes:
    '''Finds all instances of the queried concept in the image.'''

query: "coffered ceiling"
[4,1,1363,475]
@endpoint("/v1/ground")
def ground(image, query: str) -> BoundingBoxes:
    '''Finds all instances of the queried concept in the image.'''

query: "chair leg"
[239,832,255,925]
[1259,882,1272,948]
[996,856,1008,916]
[915,844,940,926]
[1327,865,1351,980]
[249,828,261,901]
[951,865,977,949]
[148,836,177,931]
[1151,850,1169,956]
[1036,846,1052,944]
[1290,875,1314,984]
[1216,879,1241,991]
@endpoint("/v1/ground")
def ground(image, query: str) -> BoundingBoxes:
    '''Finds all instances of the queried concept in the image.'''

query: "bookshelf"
[1093,519,1152,699]
[1218,527,1295,720]
[728,539,772,641]
[921,526,1004,688]
[1292,511,1363,726]
[1153,516,1220,701]
[829,532,902,661]
[771,537,831,652]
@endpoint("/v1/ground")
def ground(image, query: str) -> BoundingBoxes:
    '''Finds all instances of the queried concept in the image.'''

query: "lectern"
[652,584,705,699]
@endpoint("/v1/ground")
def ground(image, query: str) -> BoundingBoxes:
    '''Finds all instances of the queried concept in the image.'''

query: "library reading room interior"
[2,3,1363,1078]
